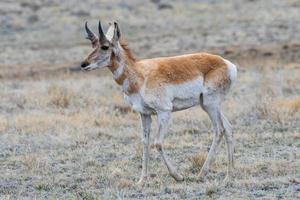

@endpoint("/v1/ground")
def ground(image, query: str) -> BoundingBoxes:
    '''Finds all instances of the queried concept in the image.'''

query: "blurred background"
[0,0,299,199]
[0,0,299,76]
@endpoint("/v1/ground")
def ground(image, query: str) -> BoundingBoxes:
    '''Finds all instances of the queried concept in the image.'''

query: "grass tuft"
[276,96,300,113]
[188,152,207,174]
[205,184,218,197]
[48,84,74,108]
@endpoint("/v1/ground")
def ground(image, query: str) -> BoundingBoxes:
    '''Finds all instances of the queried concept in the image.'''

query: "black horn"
[85,22,97,42]
[98,20,108,44]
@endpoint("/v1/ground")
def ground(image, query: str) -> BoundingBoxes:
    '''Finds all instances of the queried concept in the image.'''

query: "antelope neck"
[109,51,129,85]
[109,55,126,85]
[108,49,143,94]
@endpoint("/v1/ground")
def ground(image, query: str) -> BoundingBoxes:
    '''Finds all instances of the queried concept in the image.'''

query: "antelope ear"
[112,22,121,44]
[105,22,114,42]
[106,22,121,45]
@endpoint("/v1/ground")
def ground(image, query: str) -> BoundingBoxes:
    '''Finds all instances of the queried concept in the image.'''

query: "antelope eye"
[101,46,109,50]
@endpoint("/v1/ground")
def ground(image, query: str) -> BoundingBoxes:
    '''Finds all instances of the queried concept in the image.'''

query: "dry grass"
[205,183,219,197]
[22,154,48,172]
[188,152,207,174]
[276,97,300,113]
[0,62,299,199]
[47,84,75,108]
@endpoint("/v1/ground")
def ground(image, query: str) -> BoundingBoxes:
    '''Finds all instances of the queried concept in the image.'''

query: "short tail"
[224,59,237,85]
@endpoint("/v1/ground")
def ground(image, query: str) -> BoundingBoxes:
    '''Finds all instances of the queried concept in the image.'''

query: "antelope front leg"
[137,113,152,185]
[155,112,184,182]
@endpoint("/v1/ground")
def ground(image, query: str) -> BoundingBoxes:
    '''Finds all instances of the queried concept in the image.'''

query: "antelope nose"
[81,62,89,68]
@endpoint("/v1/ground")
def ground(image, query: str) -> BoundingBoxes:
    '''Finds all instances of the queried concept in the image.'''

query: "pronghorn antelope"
[81,21,237,184]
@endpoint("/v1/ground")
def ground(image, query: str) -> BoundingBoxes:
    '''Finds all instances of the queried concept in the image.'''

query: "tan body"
[118,53,234,115]
[82,21,237,184]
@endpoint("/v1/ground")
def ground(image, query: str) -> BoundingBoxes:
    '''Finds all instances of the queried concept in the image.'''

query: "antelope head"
[81,21,121,71]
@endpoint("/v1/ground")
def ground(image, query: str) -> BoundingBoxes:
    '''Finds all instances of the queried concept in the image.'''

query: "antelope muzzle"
[81,61,90,70]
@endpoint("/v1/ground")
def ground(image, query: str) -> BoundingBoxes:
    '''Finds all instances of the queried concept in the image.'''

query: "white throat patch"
[113,62,125,79]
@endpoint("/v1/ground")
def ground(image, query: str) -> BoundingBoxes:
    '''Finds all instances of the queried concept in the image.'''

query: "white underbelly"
[172,96,200,111]
[168,77,204,111]
[124,77,204,114]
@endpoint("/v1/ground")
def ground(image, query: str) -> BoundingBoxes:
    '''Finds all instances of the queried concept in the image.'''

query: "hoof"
[136,180,145,187]
[171,173,184,182]
[136,176,147,186]
[222,175,233,186]
[197,170,207,182]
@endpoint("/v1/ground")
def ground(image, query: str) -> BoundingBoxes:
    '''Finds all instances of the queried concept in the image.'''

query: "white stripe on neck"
[113,46,126,80]
[113,61,125,79]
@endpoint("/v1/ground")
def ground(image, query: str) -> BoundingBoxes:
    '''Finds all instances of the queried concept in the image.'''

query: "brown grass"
[0,61,299,199]
[276,96,300,112]
[47,84,75,108]
[22,154,48,172]
[0,0,299,199]
[188,152,207,174]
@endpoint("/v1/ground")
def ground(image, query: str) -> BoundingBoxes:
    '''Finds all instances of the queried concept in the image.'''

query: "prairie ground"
[0,0,299,199]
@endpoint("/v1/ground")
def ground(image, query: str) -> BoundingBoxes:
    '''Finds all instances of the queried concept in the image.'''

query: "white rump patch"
[224,59,237,83]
